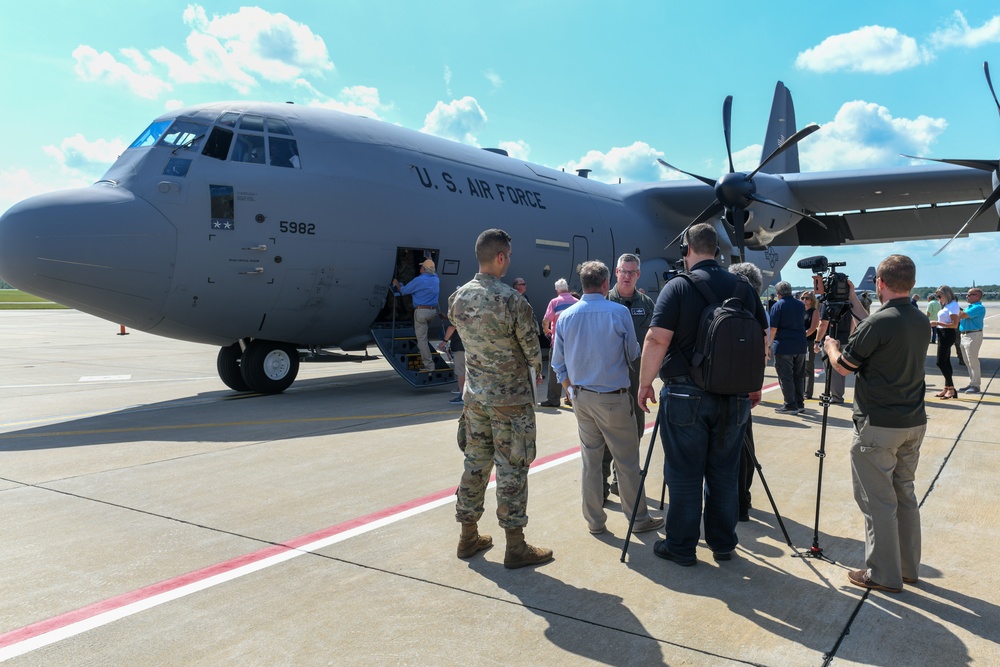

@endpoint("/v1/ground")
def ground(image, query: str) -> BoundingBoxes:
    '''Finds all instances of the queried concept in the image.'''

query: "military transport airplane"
[1,72,998,394]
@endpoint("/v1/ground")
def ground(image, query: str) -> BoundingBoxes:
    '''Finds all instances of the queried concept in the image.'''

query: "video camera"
[796,255,851,305]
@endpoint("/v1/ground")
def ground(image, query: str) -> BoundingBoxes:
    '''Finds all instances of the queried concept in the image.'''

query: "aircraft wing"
[779,165,996,246]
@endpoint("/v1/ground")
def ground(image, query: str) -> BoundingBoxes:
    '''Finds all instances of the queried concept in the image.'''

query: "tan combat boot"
[457,522,493,559]
[503,527,553,569]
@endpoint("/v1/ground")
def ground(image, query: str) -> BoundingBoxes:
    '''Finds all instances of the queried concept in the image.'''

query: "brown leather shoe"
[903,576,918,584]
[848,569,901,593]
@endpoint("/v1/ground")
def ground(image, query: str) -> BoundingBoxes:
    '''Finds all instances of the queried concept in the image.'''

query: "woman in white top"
[930,285,961,399]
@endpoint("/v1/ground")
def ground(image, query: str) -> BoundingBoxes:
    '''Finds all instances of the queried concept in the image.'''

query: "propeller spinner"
[659,95,823,260]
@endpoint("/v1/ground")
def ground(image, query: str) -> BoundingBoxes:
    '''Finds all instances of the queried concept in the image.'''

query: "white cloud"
[74,4,333,97]
[421,97,488,145]
[484,69,504,90]
[42,133,128,174]
[73,45,173,99]
[305,85,392,119]
[444,65,452,97]
[795,25,931,74]
[498,139,530,160]
[561,141,667,184]
[929,11,1000,49]
[799,100,947,170]
[0,168,92,217]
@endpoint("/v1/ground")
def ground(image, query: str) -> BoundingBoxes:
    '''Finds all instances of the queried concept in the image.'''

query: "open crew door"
[370,246,455,388]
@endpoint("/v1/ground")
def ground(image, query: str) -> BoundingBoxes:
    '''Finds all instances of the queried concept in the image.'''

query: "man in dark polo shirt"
[638,223,768,566]
[823,254,928,594]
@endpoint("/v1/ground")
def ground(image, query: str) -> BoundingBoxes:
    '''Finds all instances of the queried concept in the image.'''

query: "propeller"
[928,62,1000,256]
[659,95,823,260]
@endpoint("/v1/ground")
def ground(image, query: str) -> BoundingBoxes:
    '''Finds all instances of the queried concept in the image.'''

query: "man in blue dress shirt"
[551,260,663,536]
[959,288,986,393]
[393,258,441,372]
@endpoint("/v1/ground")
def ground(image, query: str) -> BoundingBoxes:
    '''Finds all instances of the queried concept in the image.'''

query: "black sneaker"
[653,540,696,566]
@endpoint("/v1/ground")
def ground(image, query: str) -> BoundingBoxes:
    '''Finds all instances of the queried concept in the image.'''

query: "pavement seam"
[819,367,994,666]
[305,550,771,667]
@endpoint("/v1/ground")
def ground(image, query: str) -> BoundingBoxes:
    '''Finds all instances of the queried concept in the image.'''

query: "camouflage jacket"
[448,273,542,406]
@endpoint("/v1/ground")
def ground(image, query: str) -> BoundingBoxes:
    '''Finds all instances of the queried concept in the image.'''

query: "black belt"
[577,387,628,394]
[663,375,693,385]
[415,305,437,310]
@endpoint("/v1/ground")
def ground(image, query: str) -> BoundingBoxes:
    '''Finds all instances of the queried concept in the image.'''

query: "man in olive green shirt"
[824,254,928,594]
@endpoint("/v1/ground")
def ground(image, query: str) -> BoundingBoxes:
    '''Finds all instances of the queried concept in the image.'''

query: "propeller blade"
[749,124,821,179]
[748,194,827,229]
[665,199,724,250]
[665,223,693,251]
[933,184,1000,256]
[692,199,725,225]
[723,96,735,173]
[986,61,1000,118]
[901,154,999,172]
[656,158,717,187]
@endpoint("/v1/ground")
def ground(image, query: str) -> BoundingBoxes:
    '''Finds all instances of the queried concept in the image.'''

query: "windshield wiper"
[172,134,205,155]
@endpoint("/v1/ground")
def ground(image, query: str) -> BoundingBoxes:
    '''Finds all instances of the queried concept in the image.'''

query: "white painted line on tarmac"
[0,446,582,661]
[0,378,785,660]
[79,375,132,382]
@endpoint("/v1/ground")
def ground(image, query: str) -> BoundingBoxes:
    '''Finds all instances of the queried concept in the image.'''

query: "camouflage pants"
[455,401,536,529]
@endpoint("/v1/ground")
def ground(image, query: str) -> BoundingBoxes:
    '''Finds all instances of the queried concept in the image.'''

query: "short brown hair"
[684,223,718,256]
[475,228,511,264]
[876,254,916,293]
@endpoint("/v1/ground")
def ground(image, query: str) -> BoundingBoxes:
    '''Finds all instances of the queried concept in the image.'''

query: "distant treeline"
[790,285,1000,298]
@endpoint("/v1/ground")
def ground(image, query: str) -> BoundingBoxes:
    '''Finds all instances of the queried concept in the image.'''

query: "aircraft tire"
[217,343,251,392]
[240,340,300,394]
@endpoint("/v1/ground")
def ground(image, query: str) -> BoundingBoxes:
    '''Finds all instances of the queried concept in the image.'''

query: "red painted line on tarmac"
[0,444,583,657]
[2,382,788,658]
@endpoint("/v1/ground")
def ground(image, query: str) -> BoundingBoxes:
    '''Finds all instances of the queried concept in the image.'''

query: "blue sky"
[2,1,999,289]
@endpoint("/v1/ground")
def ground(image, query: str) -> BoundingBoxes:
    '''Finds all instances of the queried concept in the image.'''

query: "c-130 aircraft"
[1,74,998,395]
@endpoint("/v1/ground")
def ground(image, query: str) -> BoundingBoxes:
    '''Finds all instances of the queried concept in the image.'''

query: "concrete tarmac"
[1,309,998,665]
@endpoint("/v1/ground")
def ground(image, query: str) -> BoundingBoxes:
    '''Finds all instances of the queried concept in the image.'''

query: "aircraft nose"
[0,185,176,329]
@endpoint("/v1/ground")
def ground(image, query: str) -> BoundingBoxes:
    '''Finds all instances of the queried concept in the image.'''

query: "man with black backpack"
[638,223,768,566]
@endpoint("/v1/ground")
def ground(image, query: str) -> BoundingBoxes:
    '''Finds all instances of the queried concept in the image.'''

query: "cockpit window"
[202,127,234,161]
[218,112,239,128]
[269,137,300,168]
[163,158,192,177]
[128,120,171,149]
[157,120,208,152]
[266,117,293,136]
[232,134,266,164]
[239,115,265,132]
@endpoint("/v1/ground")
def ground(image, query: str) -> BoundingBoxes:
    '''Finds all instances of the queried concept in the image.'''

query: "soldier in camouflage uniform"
[448,228,553,569]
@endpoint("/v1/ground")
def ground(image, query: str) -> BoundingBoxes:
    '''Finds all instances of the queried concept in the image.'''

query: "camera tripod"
[620,398,794,563]
[793,304,850,564]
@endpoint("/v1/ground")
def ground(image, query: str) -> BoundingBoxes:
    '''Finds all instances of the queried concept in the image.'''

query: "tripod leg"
[793,335,839,564]
[744,424,794,548]
[620,408,661,562]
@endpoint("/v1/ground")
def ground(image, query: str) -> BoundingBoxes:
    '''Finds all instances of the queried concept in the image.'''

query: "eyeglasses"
[513,282,525,286]
[617,269,639,277]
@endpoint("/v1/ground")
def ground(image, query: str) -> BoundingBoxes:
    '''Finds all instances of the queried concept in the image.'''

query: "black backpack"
[679,272,765,395]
